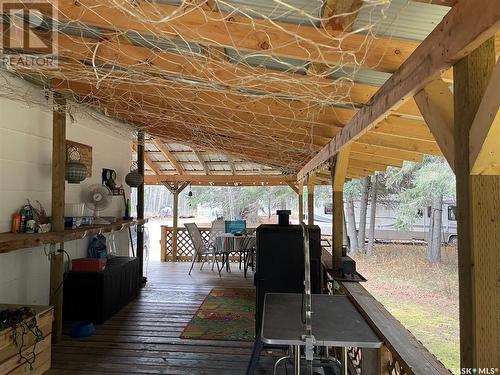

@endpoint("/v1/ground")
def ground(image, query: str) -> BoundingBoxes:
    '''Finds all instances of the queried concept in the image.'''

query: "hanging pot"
[125,169,144,187]
[65,147,87,184]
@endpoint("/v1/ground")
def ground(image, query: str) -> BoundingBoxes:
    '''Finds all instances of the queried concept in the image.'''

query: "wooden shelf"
[0,219,147,255]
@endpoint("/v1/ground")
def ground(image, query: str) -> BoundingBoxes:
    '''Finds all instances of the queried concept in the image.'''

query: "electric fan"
[83,184,113,225]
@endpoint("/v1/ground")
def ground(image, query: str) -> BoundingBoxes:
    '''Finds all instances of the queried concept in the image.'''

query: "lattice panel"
[176,229,195,260]
[162,227,240,262]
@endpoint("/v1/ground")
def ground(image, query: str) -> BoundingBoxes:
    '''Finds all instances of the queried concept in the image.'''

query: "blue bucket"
[69,320,96,338]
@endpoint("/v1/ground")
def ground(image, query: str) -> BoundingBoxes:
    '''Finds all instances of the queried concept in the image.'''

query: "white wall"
[0,77,133,305]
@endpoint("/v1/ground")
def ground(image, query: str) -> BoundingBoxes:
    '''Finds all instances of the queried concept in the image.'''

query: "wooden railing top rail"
[161,226,210,231]
[342,282,451,375]
[161,226,257,231]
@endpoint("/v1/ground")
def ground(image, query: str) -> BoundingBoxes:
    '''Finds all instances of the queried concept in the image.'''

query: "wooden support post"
[331,147,351,268]
[307,177,314,226]
[160,226,167,262]
[454,37,499,368]
[136,131,145,284]
[172,185,179,262]
[298,181,304,224]
[169,182,189,262]
[50,94,66,342]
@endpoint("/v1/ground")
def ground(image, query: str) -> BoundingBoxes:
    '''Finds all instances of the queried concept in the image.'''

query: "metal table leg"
[246,335,263,375]
[341,347,348,375]
[293,345,301,375]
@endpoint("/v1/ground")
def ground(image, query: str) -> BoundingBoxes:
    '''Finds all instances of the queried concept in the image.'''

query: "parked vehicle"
[320,199,457,244]
[158,206,173,218]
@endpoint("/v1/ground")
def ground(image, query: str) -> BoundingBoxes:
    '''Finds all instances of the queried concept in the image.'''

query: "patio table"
[261,293,382,375]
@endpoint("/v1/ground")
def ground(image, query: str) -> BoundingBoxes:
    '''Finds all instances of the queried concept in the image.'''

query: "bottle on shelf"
[11,212,21,233]
[19,207,26,232]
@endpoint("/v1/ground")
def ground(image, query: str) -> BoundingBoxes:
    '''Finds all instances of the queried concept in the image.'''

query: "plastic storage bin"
[71,258,107,272]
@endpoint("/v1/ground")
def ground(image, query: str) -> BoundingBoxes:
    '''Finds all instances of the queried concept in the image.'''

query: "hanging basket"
[65,147,87,184]
[125,169,143,188]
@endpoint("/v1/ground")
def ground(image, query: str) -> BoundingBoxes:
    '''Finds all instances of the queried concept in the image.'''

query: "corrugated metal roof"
[353,0,449,42]
[126,31,203,56]
[55,21,103,39]
[218,0,323,26]
[168,143,192,151]
[226,48,307,74]
[330,66,391,86]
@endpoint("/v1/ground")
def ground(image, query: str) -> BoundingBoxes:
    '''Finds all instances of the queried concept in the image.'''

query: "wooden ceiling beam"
[54,0,418,74]
[298,0,500,179]
[348,158,390,172]
[358,133,442,156]
[332,146,351,191]
[350,142,423,163]
[469,59,500,175]
[193,150,210,175]
[151,139,185,175]
[414,79,455,171]
[349,151,404,168]
[347,166,379,177]
[145,174,297,186]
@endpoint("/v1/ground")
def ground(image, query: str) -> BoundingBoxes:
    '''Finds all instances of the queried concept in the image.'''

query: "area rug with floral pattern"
[180,287,255,341]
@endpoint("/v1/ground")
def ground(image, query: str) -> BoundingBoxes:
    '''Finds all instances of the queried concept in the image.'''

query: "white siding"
[0,78,132,305]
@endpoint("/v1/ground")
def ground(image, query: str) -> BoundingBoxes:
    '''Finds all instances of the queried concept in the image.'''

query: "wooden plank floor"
[48,261,284,375]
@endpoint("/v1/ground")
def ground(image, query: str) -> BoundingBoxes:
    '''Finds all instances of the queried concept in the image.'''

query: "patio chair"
[185,223,222,276]
[209,219,225,243]
[208,219,225,270]
[241,236,256,278]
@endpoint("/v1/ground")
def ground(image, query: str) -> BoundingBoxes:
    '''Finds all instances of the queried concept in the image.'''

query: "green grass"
[374,293,460,370]
[350,244,460,371]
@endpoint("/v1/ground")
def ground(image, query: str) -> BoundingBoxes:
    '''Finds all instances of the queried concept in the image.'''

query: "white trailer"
[319,200,457,244]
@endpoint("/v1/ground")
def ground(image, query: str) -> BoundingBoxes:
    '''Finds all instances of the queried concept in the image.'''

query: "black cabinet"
[63,257,139,324]
[254,224,321,333]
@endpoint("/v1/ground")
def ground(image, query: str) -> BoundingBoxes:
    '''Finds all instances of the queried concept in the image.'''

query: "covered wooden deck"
[47,262,280,375]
